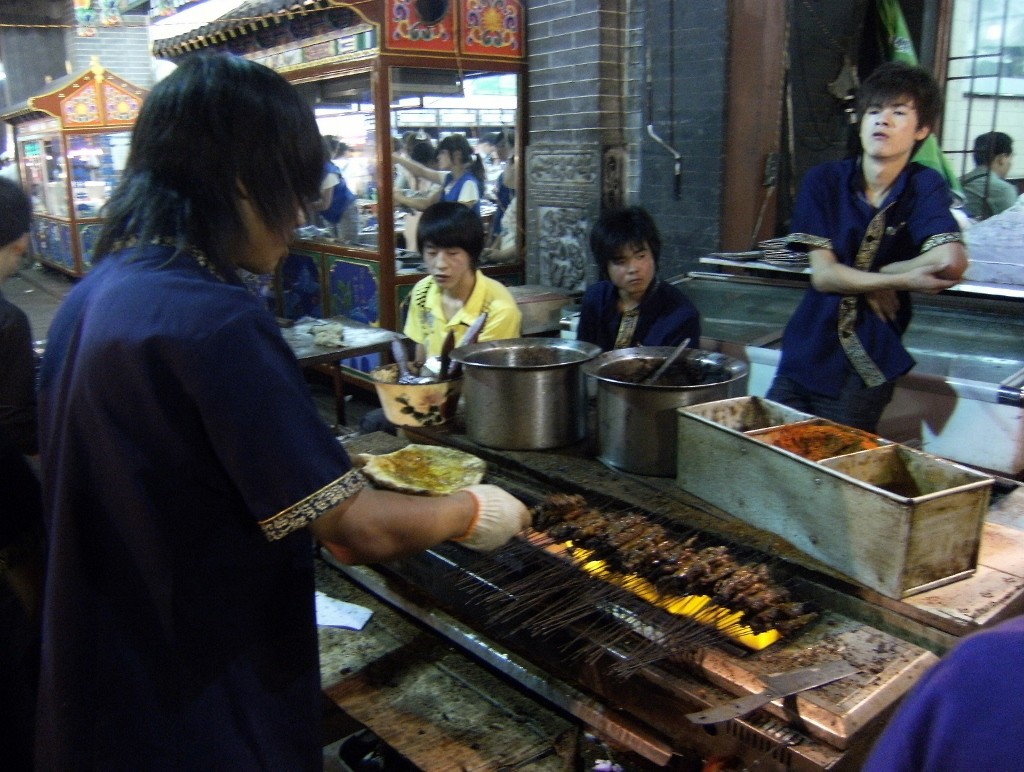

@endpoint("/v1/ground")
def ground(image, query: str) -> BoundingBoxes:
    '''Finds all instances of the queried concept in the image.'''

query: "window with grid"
[942,0,1023,182]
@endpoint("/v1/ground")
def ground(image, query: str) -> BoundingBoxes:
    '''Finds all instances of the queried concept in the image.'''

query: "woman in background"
[318,136,359,243]
[483,128,516,248]
[394,133,485,216]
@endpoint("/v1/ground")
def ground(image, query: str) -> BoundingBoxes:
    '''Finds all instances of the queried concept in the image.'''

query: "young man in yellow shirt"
[403,201,521,360]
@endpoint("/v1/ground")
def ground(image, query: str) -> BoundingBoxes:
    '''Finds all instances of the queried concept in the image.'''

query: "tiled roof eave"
[152,0,335,58]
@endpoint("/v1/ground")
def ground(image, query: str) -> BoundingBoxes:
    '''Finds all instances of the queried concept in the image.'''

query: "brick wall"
[638,0,728,279]
[526,1,631,288]
[524,0,729,290]
[62,9,155,89]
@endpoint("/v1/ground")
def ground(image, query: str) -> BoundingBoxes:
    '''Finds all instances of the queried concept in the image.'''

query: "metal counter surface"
[680,273,1024,382]
[315,556,580,771]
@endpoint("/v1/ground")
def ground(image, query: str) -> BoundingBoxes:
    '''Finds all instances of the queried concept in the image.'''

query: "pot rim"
[583,345,748,388]
[450,337,602,370]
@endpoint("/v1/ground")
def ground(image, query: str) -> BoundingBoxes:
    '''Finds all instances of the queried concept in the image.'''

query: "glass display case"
[680,270,1024,474]
[2,62,146,277]
[152,0,526,337]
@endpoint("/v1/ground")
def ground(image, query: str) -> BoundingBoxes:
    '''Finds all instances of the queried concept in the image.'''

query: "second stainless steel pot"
[450,338,602,449]
[583,347,749,476]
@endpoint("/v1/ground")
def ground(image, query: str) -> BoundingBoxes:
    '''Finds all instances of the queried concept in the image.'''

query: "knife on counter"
[685,659,859,725]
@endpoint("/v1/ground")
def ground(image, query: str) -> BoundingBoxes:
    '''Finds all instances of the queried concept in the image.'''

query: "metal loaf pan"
[676,397,993,599]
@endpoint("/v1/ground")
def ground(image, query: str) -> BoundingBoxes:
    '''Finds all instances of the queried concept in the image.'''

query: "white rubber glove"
[453,484,532,551]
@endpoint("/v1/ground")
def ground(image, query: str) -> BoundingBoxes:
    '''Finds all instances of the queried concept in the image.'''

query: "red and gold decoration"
[386,0,456,53]
[74,0,123,37]
[462,0,522,57]
[30,62,145,129]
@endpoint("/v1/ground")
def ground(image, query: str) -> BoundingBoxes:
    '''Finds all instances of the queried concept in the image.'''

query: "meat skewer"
[531,493,816,638]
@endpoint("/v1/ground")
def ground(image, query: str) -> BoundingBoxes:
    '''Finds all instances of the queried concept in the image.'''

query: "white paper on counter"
[315,591,373,630]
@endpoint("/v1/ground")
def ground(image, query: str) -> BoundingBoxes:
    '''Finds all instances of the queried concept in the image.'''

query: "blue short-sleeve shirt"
[777,159,960,398]
[36,245,364,771]
[443,169,482,216]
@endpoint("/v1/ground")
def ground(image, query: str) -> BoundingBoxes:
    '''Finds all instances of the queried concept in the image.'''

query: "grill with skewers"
[455,493,820,678]
[329,430,972,770]
[348,485,938,770]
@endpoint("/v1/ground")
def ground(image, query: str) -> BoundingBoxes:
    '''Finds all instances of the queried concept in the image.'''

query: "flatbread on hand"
[355,444,486,496]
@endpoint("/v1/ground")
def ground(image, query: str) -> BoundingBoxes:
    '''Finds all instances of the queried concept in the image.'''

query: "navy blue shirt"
[777,159,959,398]
[490,174,514,239]
[864,615,1024,771]
[321,160,356,224]
[36,244,364,770]
[577,279,701,351]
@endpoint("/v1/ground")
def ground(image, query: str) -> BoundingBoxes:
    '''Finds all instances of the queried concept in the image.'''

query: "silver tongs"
[642,337,691,385]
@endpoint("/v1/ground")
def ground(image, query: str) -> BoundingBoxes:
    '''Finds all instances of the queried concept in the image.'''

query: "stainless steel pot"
[450,338,602,449]
[583,347,749,476]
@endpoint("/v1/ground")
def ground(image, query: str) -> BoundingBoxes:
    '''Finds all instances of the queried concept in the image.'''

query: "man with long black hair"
[35,54,529,770]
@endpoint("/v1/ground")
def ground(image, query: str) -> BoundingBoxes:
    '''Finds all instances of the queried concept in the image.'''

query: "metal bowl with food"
[584,347,749,476]
[450,338,602,450]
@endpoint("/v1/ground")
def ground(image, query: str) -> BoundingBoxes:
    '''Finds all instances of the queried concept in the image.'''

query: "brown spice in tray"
[761,423,882,461]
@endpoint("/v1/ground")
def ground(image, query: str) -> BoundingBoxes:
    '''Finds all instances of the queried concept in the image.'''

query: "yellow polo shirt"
[403,270,522,356]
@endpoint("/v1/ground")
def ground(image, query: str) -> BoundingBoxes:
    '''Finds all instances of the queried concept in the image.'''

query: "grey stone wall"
[526,144,601,290]
[526,1,633,290]
[0,3,66,110]
[0,6,153,120]
[524,0,729,291]
[638,0,728,279]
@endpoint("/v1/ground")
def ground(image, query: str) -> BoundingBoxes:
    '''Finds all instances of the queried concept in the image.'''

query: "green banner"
[875,0,963,196]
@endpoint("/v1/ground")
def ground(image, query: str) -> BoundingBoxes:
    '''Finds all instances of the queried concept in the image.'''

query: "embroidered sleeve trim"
[921,232,962,253]
[787,233,833,251]
[259,468,367,541]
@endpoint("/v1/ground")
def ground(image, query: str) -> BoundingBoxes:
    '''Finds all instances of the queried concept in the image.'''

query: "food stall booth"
[329,346,1024,769]
[1,61,146,277]
[152,4,1024,770]
[153,0,527,385]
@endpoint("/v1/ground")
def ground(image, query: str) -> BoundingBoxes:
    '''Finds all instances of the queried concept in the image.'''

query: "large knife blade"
[448,312,488,380]
[438,329,456,380]
[685,659,859,725]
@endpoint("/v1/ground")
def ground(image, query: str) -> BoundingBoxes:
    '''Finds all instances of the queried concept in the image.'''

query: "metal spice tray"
[676,397,993,599]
